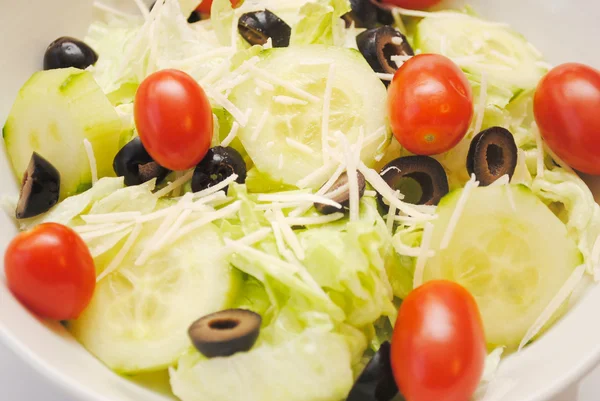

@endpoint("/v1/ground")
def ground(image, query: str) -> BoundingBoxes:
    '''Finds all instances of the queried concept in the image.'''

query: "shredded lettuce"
[291,0,351,46]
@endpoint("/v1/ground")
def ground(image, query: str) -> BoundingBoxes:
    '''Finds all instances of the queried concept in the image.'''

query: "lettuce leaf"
[291,0,351,46]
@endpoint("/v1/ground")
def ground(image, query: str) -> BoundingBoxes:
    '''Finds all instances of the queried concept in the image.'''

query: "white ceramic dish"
[0,0,599,400]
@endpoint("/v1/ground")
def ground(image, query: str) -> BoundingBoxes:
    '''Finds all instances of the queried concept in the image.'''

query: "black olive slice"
[342,0,378,29]
[356,26,414,75]
[378,156,449,209]
[314,172,366,215]
[467,126,518,186]
[188,309,262,358]
[238,10,291,48]
[347,342,400,401]
[192,146,247,193]
[16,153,60,219]
[113,137,171,187]
[43,37,98,71]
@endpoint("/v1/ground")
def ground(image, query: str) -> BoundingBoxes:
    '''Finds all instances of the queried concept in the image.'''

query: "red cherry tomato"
[195,0,240,15]
[135,69,213,171]
[534,63,600,175]
[4,223,96,320]
[391,281,486,401]
[388,54,473,155]
[380,0,442,10]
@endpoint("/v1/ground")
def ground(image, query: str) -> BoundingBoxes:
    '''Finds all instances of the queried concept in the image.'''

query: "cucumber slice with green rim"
[423,185,581,351]
[3,68,123,199]
[229,46,390,187]
[69,220,240,373]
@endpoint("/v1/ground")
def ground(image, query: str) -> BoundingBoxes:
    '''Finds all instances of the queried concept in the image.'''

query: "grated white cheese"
[474,71,488,136]
[270,221,288,256]
[251,110,269,141]
[81,211,142,224]
[153,170,194,198]
[506,185,517,212]
[490,50,519,66]
[229,9,238,50]
[83,139,98,185]
[440,174,479,250]
[192,174,239,199]
[221,122,240,147]
[284,213,344,227]
[153,208,193,251]
[274,96,309,106]
[286,138,314,155]
[532,124,545,178]
[255,201,308,211]
[255,87,263,96]
[390,54,413,68]
[200,59,232,86]
[74,222,126,234]
[290,162,346,217]
[321,64,336,163]
[250,66,320,103]
[393,235,436,258]
[296,162,339,190]
[412,222,435,289]
[254,78,275,91]
[214,73,250,93]
[171,201,241,245]
[266,141,275,149]
[263,37,273,50]
[96,223,143,282]
[209,90,249,127]
[375,73,394,81]
[386,191,400,234]
[343,135,361,222]
[490,174,510,186]
[364,190,377,197]
[394,214,438,224]
[391,36,404,45]
[274,210,305,260]
[80,222,134,240]
[358,162,428,218]
[258,193,342,209]
[519,264,586,350]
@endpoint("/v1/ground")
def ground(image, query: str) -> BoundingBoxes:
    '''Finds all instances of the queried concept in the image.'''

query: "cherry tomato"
[534,63,600,175]
[135,69,213,171]
[391,281,486,401]
[380,0,442,10]
[195,0,240,15]
[4,223,96,320]
[388,54,473,156]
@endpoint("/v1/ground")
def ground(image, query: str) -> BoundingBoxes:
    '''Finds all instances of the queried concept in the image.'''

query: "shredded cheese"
[342,135,360,222]
[375,73,394,81]
[519,264,586,350]
[192,174,239,199]
[274,210,305,260]
[81,211,142,224]
[96,223,143,282]
[209,90,249,127]
[153,170,194,198]
[258,193,342,209]
[364,190,377,197]
[391,36,404,45]
[394,214,438,224]
[290,162,346,217]
[412,222,435,289]
[474,71,488,136]
[83,139,98,185]
[250,66,320,103]
[270,221,288,256]
[393,236,436,258]
[505,185,517,212]
[221,122,240,147]
[172,201,241,244]
[286,138,314,155]
[296,162,339,190]
[274,96,309,106]
[321,64,336,163]
[490,174,510,186]
[251,110,269,141]
[79,223,134,240]
[440,175,479,250]
[284,213,344,227]
[386,191,399,234]
[254,79,275,91]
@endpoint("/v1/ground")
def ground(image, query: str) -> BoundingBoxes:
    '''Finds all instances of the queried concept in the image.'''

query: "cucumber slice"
[423,185,581,351]
[3,68,123,199]
[413,13,546,93]
[69,220,240,373]
[229,46,389,187]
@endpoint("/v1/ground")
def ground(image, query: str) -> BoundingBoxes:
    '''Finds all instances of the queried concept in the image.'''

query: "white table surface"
[0,339,597,401]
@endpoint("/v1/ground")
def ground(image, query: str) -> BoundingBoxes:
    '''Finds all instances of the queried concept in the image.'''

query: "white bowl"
[0,0,599,400]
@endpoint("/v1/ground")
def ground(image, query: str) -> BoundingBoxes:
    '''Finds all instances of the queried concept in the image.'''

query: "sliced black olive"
[238,10,291,48]
[467,126,518,186]
[347,342,400,401]
[188,309,261,358]
[16,153,60,219]
[356,26,414,75]
[192,146,247,193]
[314,172,366,215]
[378,156,449,209]
[113,137,171,187]
[43,37,98,71]
[342,0,378,29]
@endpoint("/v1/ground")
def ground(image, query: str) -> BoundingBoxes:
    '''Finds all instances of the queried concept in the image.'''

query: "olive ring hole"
[486,144,505,175]
[382,43,401,70]
[209,319,240,331]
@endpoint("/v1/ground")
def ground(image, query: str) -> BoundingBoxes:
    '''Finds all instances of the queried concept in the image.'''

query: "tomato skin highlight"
[388,54,473,156]
[4,223,96,320]
[379,0,443,10]
[534,63,600,175]
[135,69,213,171]
[391,281,486,401]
